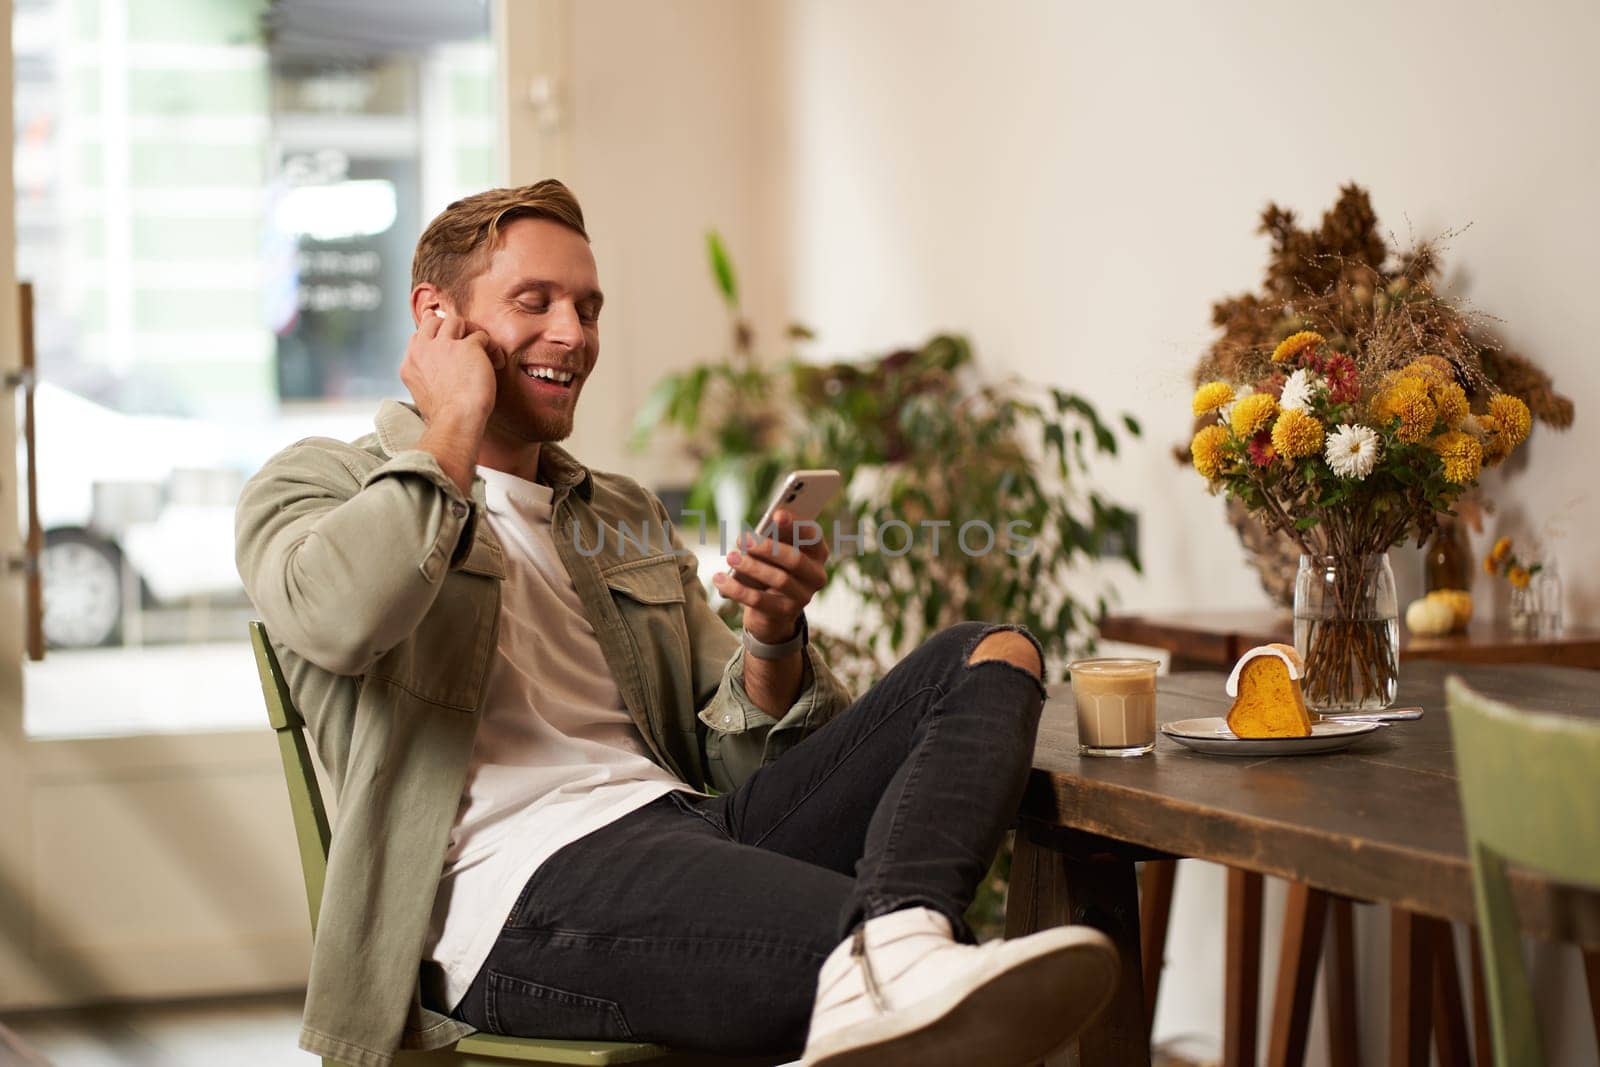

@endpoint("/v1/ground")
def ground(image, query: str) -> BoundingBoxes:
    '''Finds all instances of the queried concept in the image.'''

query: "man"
[236,180,1116,1067]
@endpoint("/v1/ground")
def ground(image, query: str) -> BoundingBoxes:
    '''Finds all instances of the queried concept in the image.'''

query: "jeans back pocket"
[485,970,634,1041]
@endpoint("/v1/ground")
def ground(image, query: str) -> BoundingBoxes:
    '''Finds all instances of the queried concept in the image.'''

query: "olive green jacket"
[234,400,853,1067]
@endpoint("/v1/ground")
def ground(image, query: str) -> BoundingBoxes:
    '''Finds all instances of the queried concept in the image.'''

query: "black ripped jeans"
[452,621,1047,1058]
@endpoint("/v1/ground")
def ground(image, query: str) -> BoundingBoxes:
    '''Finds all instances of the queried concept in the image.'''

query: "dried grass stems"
[1194,184,1572,430]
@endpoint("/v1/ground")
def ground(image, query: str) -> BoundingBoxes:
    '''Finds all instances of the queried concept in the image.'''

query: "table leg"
[1584,947,1600,1063]
[1325,896,1360,1067]
[1140,859,1178,1033]
[1390,909,1434,1067]
[1224,869,1264,1067]
[1008,827,1150,1067]
[1430,923,1471,1067]
[1267,882,1328,1067]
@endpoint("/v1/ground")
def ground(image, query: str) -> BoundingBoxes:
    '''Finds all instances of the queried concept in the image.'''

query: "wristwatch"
[741,614,809,660]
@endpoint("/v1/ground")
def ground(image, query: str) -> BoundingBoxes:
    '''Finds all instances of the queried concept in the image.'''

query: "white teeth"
[525,366,575,384]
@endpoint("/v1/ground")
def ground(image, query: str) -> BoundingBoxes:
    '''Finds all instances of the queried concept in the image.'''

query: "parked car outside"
[23,382,369,648]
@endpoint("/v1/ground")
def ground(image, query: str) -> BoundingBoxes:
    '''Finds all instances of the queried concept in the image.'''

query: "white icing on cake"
[1224,644,1305,697]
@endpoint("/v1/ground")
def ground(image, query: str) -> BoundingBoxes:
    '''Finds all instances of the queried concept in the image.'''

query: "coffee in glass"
[1067,657,1158,757]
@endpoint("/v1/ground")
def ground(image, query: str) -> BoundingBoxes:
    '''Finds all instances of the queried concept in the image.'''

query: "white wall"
[758,0,1598,621]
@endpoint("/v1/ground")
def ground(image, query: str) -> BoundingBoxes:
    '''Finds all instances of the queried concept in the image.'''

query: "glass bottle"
[1424,519,1470,593]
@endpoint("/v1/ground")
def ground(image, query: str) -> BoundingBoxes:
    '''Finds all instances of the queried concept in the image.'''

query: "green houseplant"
[788,336,1143,679]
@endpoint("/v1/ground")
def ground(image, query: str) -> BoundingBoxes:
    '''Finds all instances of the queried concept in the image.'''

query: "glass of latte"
[1067,658,1159,757]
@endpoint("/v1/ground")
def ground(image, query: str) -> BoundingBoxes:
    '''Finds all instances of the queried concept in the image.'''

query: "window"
[14,0,499,734]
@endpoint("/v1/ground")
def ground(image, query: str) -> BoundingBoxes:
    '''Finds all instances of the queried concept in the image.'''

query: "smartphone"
[729,469,841,589]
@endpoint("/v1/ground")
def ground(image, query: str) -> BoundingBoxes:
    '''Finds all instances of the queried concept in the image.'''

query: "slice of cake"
[1224,643,1313,738]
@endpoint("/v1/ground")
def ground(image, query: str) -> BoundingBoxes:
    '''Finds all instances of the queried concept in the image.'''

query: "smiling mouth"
[523,365,578,389]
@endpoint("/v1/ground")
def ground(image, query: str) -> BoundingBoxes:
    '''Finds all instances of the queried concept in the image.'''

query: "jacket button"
[723,714,734,726]
[451,502,467,518]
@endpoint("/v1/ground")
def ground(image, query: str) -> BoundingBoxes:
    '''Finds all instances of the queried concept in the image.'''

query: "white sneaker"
[799,907,1119,1067]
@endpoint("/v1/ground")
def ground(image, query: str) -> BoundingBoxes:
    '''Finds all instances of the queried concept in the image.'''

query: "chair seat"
[449,1033,671,1063]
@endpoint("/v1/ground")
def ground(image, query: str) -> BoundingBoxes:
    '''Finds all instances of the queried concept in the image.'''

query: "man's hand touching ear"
[401,308,502,495]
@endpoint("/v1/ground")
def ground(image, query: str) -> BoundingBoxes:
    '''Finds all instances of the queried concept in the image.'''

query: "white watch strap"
[741,615,809,660]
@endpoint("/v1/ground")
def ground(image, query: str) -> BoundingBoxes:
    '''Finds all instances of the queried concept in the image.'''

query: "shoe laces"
[850,925,890,1014]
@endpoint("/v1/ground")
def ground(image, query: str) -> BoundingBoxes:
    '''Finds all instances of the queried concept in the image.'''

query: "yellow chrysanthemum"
[1508,565,1531,590]
[1190,425,1230,481]
[1191,381,1235,417]
[1271,409,1325,461]
[1433,430,1483,485]
[1229,392,1279,438]
[1371,375,1426,423]
[1391,374,1430,397]
[1488,393,1532,450]
[1373,380,1437,444]
[1490,536,1512,564]
[1431,381,1470,427]
[1271,331,1324,364]
[1401,356,1454,386]
[1483,555,1497,576]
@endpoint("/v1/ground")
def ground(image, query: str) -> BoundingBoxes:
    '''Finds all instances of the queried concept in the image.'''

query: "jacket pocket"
[601,554,687,605]
[485,970,634,1040]
[602,553,690,659]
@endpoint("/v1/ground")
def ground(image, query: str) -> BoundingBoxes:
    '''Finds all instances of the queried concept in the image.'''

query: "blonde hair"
[410,180,589,306]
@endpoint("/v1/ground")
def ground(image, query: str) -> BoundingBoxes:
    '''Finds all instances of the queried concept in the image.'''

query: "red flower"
[1323,353,1359,404]
[1248,429,1278,467]
[1261,373,1286,400]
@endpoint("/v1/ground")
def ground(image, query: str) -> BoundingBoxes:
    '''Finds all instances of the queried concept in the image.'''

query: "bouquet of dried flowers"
[1187,185,1573,605]
[1189,334,1532,707]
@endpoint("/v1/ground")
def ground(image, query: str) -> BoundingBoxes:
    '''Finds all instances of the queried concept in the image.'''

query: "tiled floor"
[1,992,316,1066]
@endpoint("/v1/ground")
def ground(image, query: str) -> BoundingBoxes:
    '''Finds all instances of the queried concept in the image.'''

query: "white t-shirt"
[423,465,705,1010]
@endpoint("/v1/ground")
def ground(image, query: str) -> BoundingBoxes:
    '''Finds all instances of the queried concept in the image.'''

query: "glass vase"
[1293,553,1399,712]
[1509,585,1538,636]
[1534,562,1563,636]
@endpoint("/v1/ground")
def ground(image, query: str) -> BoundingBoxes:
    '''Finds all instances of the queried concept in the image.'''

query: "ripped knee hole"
[965,630,1043,681]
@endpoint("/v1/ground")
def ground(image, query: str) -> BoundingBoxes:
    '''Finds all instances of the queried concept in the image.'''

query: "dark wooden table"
[1100,609,1600,673]
[1008,660,1600,1066]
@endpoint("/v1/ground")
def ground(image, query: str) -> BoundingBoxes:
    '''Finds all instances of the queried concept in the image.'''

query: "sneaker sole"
[801,926,1120,1067]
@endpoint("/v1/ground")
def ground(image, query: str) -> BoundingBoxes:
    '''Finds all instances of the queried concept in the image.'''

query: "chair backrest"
[251,620,334,936]
[1445,674,1600,1067]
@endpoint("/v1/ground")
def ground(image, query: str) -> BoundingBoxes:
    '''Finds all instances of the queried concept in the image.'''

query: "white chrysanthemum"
[1324,423,1380,480]
[1218,383,1255,425]
[1458,413,1484,437]
[1279,368,1318,412]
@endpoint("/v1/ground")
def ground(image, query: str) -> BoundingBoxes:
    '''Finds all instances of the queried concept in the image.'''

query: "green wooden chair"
[251,621,782,1067]
[1446,674,1600,1067]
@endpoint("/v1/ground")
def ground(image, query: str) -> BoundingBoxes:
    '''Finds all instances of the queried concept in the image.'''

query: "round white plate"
[1161,716,1380,756]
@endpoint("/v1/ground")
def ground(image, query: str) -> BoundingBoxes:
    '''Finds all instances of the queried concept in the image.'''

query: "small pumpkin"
[1405,595,1455,636]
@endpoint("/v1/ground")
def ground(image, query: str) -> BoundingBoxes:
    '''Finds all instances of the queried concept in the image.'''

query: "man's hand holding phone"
[402,308,504,494]
[712,508,831,646]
